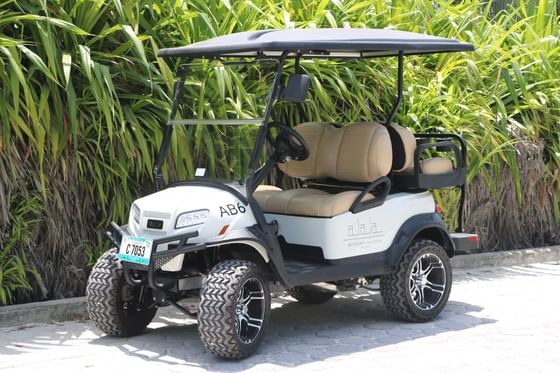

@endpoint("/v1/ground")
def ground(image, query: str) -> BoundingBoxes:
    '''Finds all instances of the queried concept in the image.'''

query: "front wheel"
[198,260,270,359]
[86,249,156,336]
[380,240,452,322]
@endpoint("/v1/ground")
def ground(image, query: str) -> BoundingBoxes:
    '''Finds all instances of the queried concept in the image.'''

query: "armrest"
[413,133,468,232]
[414,133,467,171]
[413,140,463,174]
[350,176,391,214]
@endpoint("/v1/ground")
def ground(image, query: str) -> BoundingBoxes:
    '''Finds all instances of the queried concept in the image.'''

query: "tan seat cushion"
[278,122,392,183]
[253,185,282,207]
[255,185,282,192]
[254,188,373,217]
[420,158,453,175]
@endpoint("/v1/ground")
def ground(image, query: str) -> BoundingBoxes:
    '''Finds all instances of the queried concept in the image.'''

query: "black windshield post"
[294,54,302,73]
[247,52,288,193]
[385,51,404,126]
[153,64,188,191]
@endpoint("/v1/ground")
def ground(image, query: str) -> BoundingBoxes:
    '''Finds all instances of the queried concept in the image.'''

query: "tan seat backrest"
[388,123,416,172]
[278,122,392,183]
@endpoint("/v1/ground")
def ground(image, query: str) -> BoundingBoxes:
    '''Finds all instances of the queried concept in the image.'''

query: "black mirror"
[280,74,310,103]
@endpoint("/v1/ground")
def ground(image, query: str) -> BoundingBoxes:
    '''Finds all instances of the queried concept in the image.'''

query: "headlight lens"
[175,209,209,229]
[132,204,140,224]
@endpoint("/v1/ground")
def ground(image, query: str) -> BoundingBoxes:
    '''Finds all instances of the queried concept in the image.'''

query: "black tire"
[380,240,452,322]
[86,248,156,337]
[287,285,337,304]
[198,260,270,359]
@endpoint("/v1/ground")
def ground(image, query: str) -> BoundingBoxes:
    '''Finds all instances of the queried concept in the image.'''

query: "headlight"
[132,204,140,224]
[175,209,209,229]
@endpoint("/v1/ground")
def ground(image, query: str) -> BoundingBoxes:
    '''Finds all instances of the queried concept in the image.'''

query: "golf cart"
[86,29,477,359]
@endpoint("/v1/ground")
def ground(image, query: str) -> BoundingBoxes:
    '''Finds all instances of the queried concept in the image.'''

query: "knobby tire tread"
[86,249,155,337]
[380,239,451,322]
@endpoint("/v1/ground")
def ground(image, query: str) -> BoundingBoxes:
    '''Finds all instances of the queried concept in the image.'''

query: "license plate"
[118,236,153,266]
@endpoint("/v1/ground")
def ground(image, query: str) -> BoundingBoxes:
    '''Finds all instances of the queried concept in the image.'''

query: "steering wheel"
[266,122,310,163]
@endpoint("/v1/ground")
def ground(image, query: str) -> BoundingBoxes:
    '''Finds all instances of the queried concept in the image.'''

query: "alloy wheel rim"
[409,253,446,310]
[235,277,265,344]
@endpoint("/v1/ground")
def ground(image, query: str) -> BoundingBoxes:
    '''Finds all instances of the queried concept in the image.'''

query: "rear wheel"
[287,285,337,304]
[198,260,270,359]
[86,249,156,336]
[380,240,452,322]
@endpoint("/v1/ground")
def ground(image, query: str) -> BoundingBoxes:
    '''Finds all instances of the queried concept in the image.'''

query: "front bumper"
[106,221,206,289]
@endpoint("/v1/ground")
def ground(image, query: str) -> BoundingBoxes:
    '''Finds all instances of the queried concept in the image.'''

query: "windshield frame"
[153,54,288,191]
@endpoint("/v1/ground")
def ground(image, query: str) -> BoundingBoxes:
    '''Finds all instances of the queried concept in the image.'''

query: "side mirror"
[280,74,310,103]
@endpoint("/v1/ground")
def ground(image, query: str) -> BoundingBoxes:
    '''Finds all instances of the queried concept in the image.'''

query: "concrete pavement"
[1,262,559,372]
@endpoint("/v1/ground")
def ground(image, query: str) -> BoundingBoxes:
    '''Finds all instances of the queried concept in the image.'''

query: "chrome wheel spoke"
[418,258,427,274]
[411,261,421,276]
[247,290,265,302]
[411,286,420,304]
[420,262,432,275]
[424,262,443,276]
[410,282,418,297]
[236,314,246,335]
[239,288,250,305]
[240,290,264,305]
[246,317,263,330]
[424,280,445,294]
[418,286,426,308]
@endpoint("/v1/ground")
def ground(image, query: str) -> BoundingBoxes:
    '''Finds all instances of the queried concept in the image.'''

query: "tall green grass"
[0,0,558,304]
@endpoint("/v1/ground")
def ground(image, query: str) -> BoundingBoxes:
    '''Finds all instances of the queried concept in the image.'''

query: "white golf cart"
[86,28,477,359]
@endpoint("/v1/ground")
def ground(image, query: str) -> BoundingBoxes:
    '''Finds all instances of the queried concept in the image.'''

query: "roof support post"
[294,53,302,73]
[153,64,188,191]
[385,51,404,126]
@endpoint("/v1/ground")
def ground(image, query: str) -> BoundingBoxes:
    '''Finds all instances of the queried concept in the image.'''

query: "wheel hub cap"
[415,275,428,287]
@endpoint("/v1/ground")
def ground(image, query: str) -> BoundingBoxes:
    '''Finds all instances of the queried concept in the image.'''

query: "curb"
[1,245,559,328]
[0,296,86,328]
[450,245,560,269]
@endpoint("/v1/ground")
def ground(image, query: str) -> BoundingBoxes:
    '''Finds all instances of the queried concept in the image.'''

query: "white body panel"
[125,183,435,267]
[265,192,435,260]
[127,184,264,265]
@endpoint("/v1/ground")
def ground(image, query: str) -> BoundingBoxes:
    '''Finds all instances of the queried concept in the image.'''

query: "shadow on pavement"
[85,291,494,371]
[7,264,560,369]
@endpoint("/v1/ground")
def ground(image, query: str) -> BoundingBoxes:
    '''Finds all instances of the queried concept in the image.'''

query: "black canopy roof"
[158,28,474,59]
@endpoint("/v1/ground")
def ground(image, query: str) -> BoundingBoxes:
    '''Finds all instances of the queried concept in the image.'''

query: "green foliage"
[0,193,40,305]
[0,0,558,303]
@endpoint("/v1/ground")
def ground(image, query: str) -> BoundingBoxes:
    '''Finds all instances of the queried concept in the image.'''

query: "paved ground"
[1,262,559,373]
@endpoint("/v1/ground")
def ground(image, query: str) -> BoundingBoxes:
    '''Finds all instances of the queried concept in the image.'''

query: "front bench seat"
[254,122,391,217]
[255,188,375,217]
